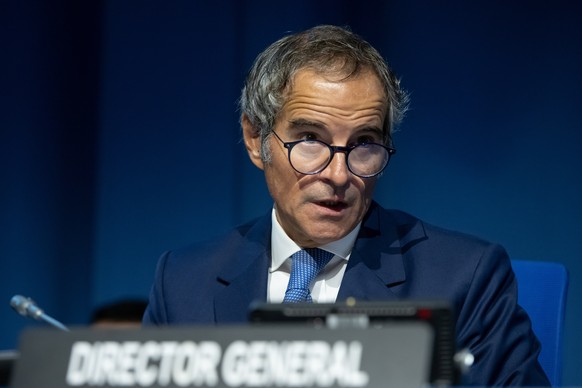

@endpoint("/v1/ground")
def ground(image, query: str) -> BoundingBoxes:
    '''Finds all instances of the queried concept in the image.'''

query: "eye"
[352,135,378,146]
[299,132,319,142]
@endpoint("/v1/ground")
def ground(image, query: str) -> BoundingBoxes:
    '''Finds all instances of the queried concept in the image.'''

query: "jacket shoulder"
[170,213,270,260]
[378,205,496,250]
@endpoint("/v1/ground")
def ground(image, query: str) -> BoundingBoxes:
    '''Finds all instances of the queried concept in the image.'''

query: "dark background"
[1,0,580,384]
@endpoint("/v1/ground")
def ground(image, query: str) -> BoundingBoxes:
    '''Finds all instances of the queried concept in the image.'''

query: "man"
[143,25,549,386]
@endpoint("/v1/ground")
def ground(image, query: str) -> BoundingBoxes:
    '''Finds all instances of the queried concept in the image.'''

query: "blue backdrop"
[1,0,580,384]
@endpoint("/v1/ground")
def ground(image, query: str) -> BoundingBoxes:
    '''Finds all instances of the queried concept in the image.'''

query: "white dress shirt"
[267,208,361,303]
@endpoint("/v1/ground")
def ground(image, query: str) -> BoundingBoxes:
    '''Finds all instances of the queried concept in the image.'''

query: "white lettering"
[222,341,246,386]
[221,340,368,387]
[65,340,221,387]
[65,339,367,387]
[345,341,368,386]
[66,341,92,385]
[134,341,160,386]
[115,341,140,386]
[92,342,118,385]
[286,341,308,386]
[157,341,178,385]
[305,342,331,386]
[172,341,221,387]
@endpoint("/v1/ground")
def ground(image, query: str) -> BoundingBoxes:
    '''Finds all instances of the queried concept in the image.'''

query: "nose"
[319,151,350,186]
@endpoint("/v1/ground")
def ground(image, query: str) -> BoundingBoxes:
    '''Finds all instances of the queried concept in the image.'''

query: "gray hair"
[239,25,409,161]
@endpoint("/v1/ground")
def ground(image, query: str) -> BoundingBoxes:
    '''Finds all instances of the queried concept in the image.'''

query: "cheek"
[264,164,296,202]
[363,178,377,196]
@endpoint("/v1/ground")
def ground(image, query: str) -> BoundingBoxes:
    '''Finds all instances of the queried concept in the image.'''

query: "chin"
[309,228,350,245]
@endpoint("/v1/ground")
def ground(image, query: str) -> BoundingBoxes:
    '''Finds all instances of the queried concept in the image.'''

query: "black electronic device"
[249,299,458,386]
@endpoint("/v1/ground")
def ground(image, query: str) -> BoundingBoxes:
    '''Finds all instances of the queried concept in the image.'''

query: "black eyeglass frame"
[271,130,396,178]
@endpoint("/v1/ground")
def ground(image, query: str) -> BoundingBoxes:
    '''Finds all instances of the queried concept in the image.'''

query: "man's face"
[243,68,388,247]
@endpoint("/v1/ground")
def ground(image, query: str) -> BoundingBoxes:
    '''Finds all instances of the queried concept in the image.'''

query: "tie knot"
[283,248,334,303]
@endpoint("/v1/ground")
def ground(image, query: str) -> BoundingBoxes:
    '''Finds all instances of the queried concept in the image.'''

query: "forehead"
[279,68,388,126]
[286,66,386,97]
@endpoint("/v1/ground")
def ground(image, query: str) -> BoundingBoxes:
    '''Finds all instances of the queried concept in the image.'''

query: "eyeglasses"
[271,131,396,178]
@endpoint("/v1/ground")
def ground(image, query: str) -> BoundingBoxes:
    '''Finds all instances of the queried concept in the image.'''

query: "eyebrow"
[288,118,325,130]
[288,118,383,136]
[359,126,384,136]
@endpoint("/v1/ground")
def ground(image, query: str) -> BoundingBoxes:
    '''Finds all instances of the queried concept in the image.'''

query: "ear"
[241,113,265,170]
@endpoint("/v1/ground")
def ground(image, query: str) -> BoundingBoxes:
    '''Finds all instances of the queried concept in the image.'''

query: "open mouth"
[317,201,348,211]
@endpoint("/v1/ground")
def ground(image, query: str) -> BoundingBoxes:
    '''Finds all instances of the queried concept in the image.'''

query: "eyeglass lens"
[289,141,390,177]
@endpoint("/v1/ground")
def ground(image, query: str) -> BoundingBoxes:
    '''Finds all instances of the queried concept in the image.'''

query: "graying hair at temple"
[239,24,409,162]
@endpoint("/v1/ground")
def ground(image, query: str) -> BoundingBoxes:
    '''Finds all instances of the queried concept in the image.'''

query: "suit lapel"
[214,214,271,323]
[214,250,270,323]
[337,202,427,301]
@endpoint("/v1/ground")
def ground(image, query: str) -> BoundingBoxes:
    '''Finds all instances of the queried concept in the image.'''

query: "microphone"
[10,295,69,332]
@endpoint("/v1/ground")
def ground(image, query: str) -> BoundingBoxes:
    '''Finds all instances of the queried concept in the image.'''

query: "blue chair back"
[511,260,569,387]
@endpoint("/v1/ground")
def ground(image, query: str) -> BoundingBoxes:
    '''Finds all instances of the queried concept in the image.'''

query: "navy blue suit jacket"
[143,201,549,386]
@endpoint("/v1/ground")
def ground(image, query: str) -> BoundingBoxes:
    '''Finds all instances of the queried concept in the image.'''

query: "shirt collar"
[270,207,361,272]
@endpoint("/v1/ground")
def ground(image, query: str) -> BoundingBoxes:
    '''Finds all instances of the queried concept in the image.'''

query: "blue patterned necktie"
[283,248,334,303]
